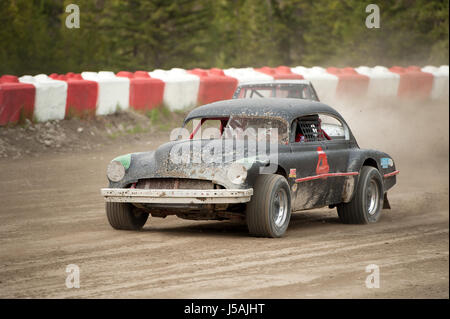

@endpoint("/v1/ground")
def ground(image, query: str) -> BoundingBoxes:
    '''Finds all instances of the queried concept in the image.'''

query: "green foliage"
[125,124,146,134]
[146,104,171,123]
[147,108,160,124]
[146,104,176,131]
[0,0,448,76]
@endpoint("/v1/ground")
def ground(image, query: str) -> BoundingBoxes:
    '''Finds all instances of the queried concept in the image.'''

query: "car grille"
[135,178,216,190]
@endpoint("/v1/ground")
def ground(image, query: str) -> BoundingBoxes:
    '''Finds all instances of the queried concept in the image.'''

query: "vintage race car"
[101,98,398,237]
[232,80,320,102]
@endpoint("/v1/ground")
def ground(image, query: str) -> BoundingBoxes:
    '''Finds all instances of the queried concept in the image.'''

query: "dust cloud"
[333,97,449,194]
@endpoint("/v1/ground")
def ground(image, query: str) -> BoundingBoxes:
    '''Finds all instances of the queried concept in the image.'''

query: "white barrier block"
[290,66,338,104]
[19,74,68,122]
[355,66,400,98]
[149,68,200,111]
[422,65,449,100]
[223,68,273,84]
[81,71,130,115]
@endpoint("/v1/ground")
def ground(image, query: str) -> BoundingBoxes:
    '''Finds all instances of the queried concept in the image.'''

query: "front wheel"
[246,174,291,237]
[337,166,384,224]
[106,202,149,230]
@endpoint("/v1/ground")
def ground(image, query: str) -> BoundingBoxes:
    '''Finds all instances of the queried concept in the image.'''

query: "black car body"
[101,98,398,237]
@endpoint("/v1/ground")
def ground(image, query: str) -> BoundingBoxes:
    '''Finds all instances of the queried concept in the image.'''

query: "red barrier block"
[389,66,433,99]
[50,74,68,81]
[254,66,304,80]
[1,75,20,84]
[134,71,151,78]
[70,74,83,80]
[64,76,98,118]
[0,75,35,125]
[117,71,164,111]
[188,68,238,104]
[209,68,226,76]
[326,67,369,98]
[117,71,134,78]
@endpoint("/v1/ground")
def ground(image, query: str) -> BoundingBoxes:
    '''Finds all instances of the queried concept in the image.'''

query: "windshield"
[234,83,317,101]
[182,116,289,144]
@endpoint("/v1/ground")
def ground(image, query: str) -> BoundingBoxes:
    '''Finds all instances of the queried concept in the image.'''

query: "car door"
[318,113,354,205]
[289,115,330,211]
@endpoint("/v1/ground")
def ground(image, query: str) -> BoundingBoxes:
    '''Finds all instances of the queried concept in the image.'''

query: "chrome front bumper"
[100,188,253,204]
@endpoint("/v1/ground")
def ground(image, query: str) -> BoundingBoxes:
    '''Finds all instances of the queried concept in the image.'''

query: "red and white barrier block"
[188,68,238,105]
[389,66,434,99]
[81,71,130,115]
[355,66,400,99]
[326,67,370,100]
[149,68,200,111]
[19,74,68,122]
[117,71,165,112]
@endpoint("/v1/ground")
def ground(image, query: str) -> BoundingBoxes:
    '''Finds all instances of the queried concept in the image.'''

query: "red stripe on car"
[383,170,399,178]
[295,172,359,183]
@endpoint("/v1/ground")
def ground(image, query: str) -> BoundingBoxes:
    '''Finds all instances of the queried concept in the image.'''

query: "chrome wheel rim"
[273,188,288,227]
[366,179,379,215]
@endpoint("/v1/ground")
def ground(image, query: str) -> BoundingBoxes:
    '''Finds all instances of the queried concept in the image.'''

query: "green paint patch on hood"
[112,154,132,170]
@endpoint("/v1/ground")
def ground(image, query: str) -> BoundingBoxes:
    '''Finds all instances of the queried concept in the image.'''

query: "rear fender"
[345,149,398,203]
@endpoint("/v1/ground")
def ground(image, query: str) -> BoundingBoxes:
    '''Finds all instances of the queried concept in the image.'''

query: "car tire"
[106,202,148,230]
[246,174,291,238]
[337,166,384,224]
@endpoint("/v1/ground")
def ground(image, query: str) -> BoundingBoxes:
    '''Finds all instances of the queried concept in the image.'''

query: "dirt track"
[0,100,448,298]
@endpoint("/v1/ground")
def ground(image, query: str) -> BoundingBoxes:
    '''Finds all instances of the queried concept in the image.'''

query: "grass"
[145,104,183,131]
[65,106,95,120]
[126,124,147,134]
[146,108,160,124]
[106,123,149,140]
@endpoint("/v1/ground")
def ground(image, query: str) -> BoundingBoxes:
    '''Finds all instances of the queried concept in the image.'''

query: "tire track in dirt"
[0,218,447,298]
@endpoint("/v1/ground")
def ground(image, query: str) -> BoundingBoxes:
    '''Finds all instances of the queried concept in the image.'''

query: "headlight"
[227,163,247,185]
[107,160,125,182]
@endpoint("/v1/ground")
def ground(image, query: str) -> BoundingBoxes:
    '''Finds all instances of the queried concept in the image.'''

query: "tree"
[0,0,448,75]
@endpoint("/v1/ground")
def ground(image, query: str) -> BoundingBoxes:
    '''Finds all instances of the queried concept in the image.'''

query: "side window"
[292,114,326,143]
[318,114,348,140]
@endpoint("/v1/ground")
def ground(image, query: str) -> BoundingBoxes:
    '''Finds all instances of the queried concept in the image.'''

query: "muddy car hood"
[108,139,273,189]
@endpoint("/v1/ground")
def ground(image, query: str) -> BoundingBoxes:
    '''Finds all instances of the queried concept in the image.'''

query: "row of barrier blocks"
[1,65,448,125]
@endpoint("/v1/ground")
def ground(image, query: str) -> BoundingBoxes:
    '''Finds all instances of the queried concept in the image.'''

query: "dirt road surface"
[0,101,448,298]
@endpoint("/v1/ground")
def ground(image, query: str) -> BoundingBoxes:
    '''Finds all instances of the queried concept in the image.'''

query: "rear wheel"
[246,174,291,237]
[106,202,148,230]
[337,166,383,224]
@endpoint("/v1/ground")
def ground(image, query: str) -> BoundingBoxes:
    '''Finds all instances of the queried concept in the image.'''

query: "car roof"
[237,80,312,86]
[184,98,342,124]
